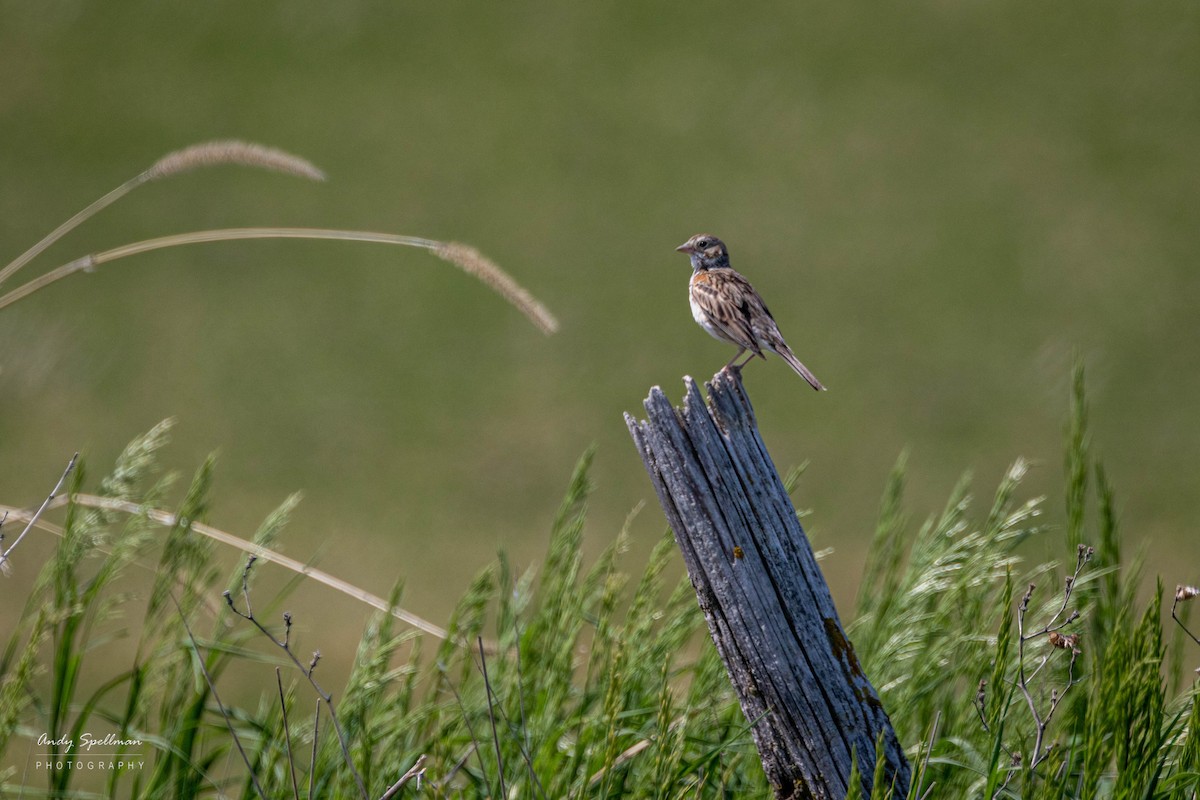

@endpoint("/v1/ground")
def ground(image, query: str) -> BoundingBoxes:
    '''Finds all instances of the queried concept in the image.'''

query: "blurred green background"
[2,1,1198,661]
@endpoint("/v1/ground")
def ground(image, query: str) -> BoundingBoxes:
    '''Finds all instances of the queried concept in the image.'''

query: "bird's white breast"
[689,286,725,341]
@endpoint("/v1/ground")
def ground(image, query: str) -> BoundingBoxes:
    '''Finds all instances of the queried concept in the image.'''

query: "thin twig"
[170,592,268,800]
[975,679,1019,771]
[0,453,77,574]
[478,636,508,800]
[1013,545,1091,773]
[378,754,427,800]
[465,598,545,799]
[309,702,320,800]
[974,680,989,732]
[225,557,369,800]
[585,714,693,788]
[277,667,302,800]
[440,673,486,791]
[437,746,477,792]
[992,752,1021,799]
[913,711,940,800]
[511,613,549,800]
[1173,585,1200,647]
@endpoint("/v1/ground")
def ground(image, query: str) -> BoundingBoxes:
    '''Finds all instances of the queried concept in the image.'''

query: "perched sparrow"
[676,234,825,391]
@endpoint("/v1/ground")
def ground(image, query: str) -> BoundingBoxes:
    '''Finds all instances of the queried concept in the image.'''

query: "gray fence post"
[625,371,910,799]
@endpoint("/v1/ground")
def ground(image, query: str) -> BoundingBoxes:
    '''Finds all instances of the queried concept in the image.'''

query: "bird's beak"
[675,242,694,254]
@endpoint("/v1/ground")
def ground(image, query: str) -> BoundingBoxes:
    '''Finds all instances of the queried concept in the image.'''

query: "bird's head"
[675,234,730,271]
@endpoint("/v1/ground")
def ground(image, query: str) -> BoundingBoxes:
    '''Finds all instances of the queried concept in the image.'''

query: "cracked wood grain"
[625,370,909,800]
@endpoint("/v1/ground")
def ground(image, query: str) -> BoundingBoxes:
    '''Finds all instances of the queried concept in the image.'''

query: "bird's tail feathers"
[775,344,826,391]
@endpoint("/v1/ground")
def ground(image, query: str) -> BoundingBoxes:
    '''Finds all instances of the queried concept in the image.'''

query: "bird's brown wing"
[690,268,767,357]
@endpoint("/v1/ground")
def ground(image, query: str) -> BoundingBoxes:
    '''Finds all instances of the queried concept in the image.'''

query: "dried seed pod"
[1047,630,1081,654]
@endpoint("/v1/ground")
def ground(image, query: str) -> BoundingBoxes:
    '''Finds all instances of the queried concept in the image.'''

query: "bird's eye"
[696,238,710,248]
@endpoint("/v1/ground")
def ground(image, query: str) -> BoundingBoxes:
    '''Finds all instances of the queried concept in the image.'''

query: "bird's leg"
[731,349,757,370]
[722,347,747,373]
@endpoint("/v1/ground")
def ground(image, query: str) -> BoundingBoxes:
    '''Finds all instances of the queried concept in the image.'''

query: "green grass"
[1,366,1198,798]
[3,3,1199,634]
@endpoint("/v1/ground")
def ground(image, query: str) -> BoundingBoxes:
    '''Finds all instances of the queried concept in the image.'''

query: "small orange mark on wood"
[733,546,744,560]
[824,617,865,680]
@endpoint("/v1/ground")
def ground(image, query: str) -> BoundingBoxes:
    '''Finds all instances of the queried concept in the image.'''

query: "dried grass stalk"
[141,140,326,183]
[433,241,560,335]
[0,228,560,336]
[0,493,451,642]
[1,142,558,334]
[0,140,324,288]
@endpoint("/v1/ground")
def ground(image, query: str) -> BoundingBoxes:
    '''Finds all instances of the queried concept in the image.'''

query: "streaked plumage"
[676,233,825,391]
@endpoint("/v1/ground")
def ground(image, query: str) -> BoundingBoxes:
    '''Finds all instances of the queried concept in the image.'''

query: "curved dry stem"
[0,452,77,574]
[0,141,323,290]
[0,494,450,642]
[0,227,559,334]
[0,179,142,289]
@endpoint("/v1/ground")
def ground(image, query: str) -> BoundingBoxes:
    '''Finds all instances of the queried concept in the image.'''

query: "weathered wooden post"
[625,370,909,799]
